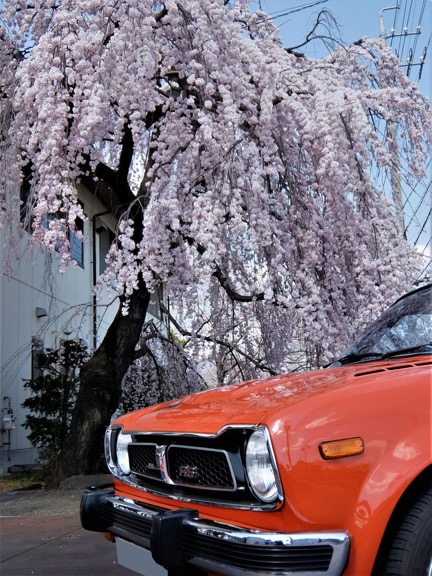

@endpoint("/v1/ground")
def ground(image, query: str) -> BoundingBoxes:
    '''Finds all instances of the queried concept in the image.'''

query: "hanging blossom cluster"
[116,335,202,414]
[1,0,431,368]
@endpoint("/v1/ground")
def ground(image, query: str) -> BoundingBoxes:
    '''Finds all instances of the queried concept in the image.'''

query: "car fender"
[265,368,430,574]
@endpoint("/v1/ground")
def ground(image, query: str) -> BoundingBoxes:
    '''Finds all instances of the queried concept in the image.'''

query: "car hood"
[116,357,431,435]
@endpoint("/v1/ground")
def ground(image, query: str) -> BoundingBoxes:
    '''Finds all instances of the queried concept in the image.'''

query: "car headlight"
[105,427,115,475]
[105,427,132,476]
[245,428,281,503]
[116,430,132,475]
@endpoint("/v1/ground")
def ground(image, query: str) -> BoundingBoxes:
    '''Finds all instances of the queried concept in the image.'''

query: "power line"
[383,0,429,81]
[264,0,328,19]
[379,0,431,278]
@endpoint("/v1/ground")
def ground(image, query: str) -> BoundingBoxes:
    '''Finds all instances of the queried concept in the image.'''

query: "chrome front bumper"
[80,487,350,576]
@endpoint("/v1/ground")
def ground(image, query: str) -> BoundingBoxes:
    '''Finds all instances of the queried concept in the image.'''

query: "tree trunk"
[49,281,150,486]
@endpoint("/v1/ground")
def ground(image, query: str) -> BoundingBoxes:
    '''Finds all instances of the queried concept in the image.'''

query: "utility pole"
[379,4,426,80]
[379,4,405,236]
[378,3,429,241]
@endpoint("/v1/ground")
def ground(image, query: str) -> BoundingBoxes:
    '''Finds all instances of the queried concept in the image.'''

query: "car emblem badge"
[179,465,199,479]
[147,449,164,473]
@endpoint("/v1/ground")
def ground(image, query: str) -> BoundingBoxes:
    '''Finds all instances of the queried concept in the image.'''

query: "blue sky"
[254,0,431,98]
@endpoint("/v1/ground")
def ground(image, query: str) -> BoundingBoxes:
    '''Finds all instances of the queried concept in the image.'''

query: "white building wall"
[0,185,118,474]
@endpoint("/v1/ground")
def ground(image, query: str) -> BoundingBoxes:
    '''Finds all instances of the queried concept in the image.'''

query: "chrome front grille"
[128,443,236,490]
[115,427,281,509]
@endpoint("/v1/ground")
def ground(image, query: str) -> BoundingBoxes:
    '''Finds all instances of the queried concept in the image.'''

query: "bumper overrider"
[80,486,350,576]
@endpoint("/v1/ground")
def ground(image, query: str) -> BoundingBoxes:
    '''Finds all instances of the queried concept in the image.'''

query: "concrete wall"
[0,185,118,474]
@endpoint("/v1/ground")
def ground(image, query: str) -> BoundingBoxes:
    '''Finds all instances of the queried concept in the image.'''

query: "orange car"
[81,283,432,576]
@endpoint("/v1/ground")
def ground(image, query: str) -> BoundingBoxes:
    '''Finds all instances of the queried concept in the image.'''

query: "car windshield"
[333,284,432,366]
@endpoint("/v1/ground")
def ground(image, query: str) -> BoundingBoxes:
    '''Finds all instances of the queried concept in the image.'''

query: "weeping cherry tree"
[0,0,431,480]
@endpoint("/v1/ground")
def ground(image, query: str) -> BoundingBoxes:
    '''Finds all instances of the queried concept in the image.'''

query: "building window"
[20,183,30,224]
[97,225,115,275]
[148,285,164,320]
[69,206,84,268]
[37,200,85,268]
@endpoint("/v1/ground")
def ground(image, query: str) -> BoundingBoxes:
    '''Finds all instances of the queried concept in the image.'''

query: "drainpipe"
[92,211,110,351]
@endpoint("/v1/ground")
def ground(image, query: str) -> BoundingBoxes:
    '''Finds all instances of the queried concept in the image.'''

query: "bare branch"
[160,302,277,376]
[285,9,343,54]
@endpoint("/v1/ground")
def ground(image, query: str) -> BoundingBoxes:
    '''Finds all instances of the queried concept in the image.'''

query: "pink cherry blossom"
[1,0,431,372]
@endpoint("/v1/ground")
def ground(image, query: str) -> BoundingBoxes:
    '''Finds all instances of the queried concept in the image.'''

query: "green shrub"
[22,340,88,462]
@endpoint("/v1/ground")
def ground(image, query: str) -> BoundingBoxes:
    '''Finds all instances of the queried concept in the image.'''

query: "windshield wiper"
[381,343,432,359]
[332,352,384,366]
[334,343,432,366]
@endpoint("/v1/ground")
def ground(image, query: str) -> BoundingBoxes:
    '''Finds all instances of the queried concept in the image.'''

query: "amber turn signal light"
[319,437,364,460]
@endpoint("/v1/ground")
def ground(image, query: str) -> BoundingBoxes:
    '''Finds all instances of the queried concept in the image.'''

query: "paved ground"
[0,475,134,576]
[1,515,133,575]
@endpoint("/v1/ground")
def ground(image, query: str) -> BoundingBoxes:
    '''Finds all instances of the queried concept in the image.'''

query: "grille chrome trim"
[116,480,277,510]
[128,423,260,439]
[156,444,172,484]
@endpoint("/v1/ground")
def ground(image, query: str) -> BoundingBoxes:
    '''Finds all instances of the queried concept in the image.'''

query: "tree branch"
[285,9,342,54]
[181,233,266,303]
[160,302,277,375]
[212,263,265,303]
